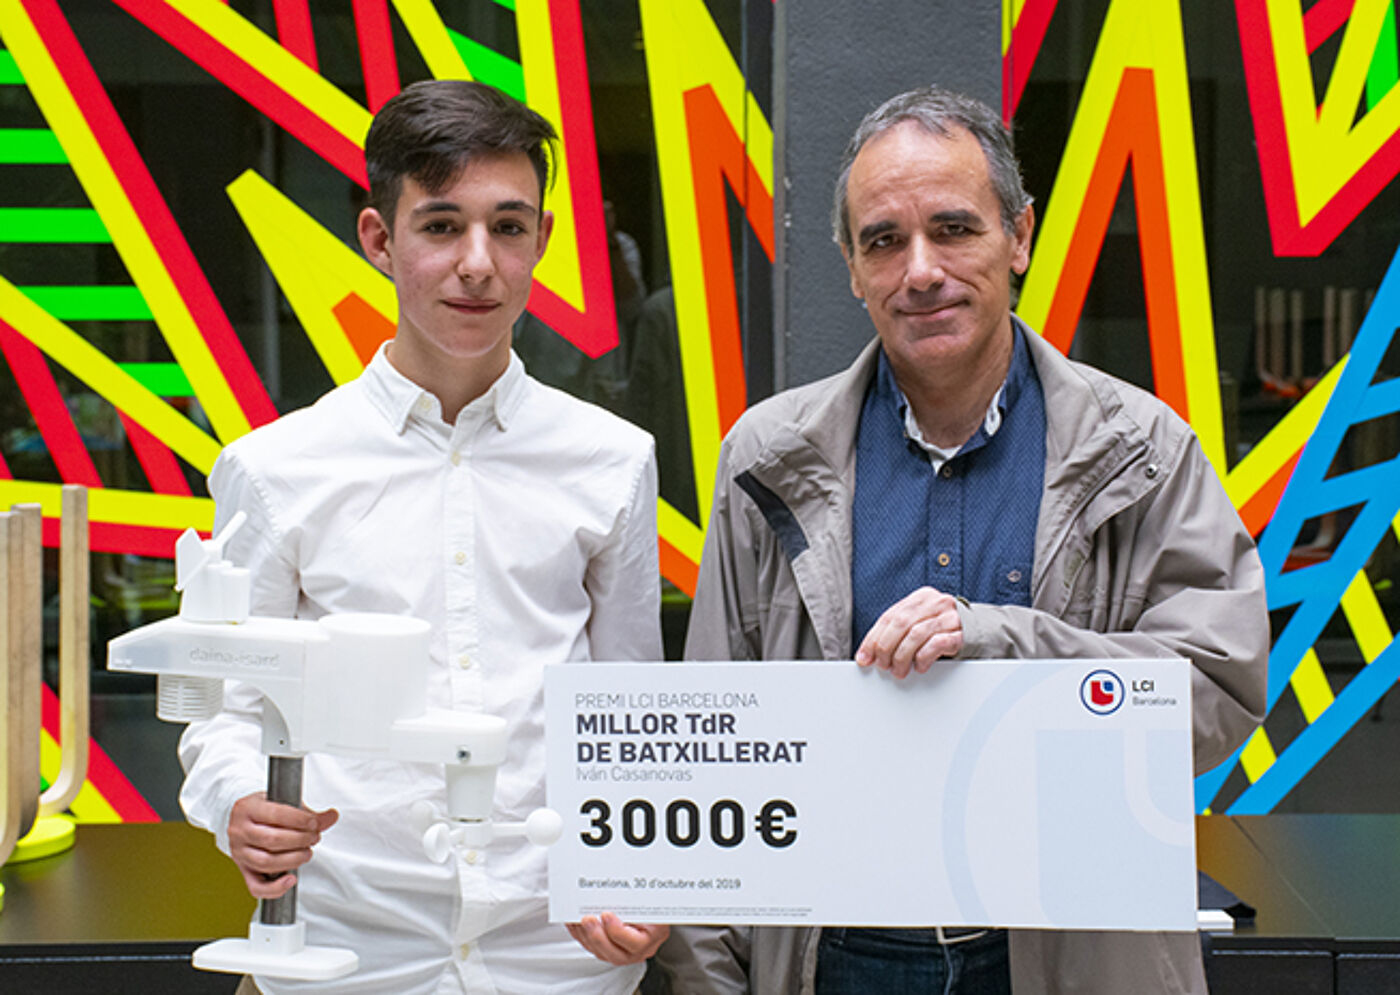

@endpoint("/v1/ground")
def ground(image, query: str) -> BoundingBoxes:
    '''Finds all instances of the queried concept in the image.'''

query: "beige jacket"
[655,322,1268,995]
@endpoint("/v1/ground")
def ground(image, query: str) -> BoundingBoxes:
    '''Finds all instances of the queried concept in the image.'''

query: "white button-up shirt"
[179,348,662,994]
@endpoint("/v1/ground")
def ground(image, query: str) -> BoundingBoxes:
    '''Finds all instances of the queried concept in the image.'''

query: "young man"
[180,80,668,994]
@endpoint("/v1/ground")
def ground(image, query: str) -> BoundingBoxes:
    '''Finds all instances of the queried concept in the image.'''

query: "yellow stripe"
[1289,649,1334,724]
[0,276,224,471]
[1316,0,1389,137]
[516,0,584,311]
[1239,725,1278,783]
[0,480,214,532]
[166,0,371,147]
[1145,0,1226,471]
[658,498,704,563]
[1341,569,1394,664]
[1,2,252,443]
[1223,360,1343,510]
[392,0,472,80]
[744,92,775,198]
[40,727,121,824]
[227,170,394,385]
[640,0,739,525]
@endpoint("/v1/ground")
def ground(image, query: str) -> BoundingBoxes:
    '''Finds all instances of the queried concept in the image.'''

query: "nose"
[455,227,495,283]
[904,234,944,292]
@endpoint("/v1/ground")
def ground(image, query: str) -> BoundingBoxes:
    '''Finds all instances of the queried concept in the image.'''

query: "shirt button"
[458,942,470,959]
[415,397,432,414]
[454,551,466,565]
[465,850,480,865]
[451,450,462,466]
[937,552,951,567]
[457,654,472,669]
[939,464,954,479]
[1008,569,1023,583]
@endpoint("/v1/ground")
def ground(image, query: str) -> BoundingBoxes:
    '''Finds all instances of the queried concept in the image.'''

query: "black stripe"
[735,471,809,562]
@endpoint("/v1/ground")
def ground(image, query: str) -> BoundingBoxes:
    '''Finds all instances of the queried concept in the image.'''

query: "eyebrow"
[409,199,539,217]
[856,220,897,246]
[929,209,982,227]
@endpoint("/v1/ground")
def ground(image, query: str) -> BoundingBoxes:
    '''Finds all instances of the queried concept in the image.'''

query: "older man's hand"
[567,915,670,965]
[855,585,964,678]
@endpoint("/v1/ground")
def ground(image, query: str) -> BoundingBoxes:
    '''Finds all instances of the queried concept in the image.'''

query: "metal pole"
[260,755,304,926]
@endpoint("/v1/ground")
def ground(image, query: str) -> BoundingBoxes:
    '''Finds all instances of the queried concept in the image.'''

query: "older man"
[655,86,1267,994]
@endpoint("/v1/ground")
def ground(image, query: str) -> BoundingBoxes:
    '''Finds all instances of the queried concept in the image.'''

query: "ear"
[358,207,394,277]
[1010,204,1034,276]
[841,243,865,302]
[535,209,555,262]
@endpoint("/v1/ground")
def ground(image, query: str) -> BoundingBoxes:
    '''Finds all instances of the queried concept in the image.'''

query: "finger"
[889,618,940,679]
[567,916,629,965]
[599,916,669,959]
[231,842,316,877]
[238,864,297,900]
[231,819,325,855]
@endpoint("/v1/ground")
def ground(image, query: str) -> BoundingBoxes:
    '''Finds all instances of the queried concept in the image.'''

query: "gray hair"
[831,86,1032,254]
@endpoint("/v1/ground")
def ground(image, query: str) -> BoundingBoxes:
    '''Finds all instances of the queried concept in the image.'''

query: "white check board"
[544,659,1196,931]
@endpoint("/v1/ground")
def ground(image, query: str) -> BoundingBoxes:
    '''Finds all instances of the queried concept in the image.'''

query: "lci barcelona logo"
[1080,669,1124,715]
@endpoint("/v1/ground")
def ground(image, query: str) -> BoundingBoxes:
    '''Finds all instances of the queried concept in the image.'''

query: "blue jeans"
[815,928,1011,995]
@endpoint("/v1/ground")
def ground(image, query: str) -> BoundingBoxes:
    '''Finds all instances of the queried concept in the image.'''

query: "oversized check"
[544,658,1196,931]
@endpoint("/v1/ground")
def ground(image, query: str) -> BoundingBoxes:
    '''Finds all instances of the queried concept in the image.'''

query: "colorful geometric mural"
[0,0,770,819]
[4,0,1397,821]
[1007,0,1400,813]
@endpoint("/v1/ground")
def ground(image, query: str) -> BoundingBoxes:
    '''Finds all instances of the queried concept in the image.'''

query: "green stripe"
[0,51,20,85]
[0,128,67,164]
[448,30,525,102]
[491,0,515,10]
[1367,2,1399,109]
[20,285,152,321]
[118,362,195,397]
[0,208,109,243]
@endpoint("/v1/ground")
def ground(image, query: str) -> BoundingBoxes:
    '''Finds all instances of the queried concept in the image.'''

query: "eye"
[421,219,456,235]
[864,233,899,253]
[496,219,529,236]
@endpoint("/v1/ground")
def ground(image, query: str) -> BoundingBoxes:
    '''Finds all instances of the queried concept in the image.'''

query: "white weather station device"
[107,513,561,981]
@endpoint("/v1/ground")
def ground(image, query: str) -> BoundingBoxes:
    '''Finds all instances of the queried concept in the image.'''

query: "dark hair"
[832,85,1032,253]
[365,80,557,228]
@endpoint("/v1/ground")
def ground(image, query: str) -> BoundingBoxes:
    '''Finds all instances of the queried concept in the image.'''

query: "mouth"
[444,298,500,315]
[896,298,963,319]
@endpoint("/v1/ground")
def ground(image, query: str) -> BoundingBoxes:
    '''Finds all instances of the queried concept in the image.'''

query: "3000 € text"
[579,798,798,849]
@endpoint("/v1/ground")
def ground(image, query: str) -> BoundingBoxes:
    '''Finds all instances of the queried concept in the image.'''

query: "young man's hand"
[566,915,670,965]
[227,791,339,899]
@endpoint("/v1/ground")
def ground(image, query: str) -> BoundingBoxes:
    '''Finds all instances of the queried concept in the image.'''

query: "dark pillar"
[772,5,1001,389]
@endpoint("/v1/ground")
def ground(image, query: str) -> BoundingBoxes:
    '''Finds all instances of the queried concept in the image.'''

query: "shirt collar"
[361,342,528,435]
[876,323,1031,463]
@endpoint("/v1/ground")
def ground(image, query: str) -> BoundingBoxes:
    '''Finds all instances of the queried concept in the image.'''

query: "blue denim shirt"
[852,327,1046,646]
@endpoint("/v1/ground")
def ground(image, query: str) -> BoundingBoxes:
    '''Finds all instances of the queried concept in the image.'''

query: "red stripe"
[1004,0,1060,121]
[119,411,194,496]
[352,0,400,113]
[26,0,279,428]
[523,0,618,359]
[659,536,698,598]
[684,84,749,437]
[1239,451,1301,537]
[1123,69,1191,422]
[1041,77,1137,353]
[1303,0,1354,53]
[41,682,160,823]
[109,0,368,188]
[273,0,318,71]
[0,320,104,486]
